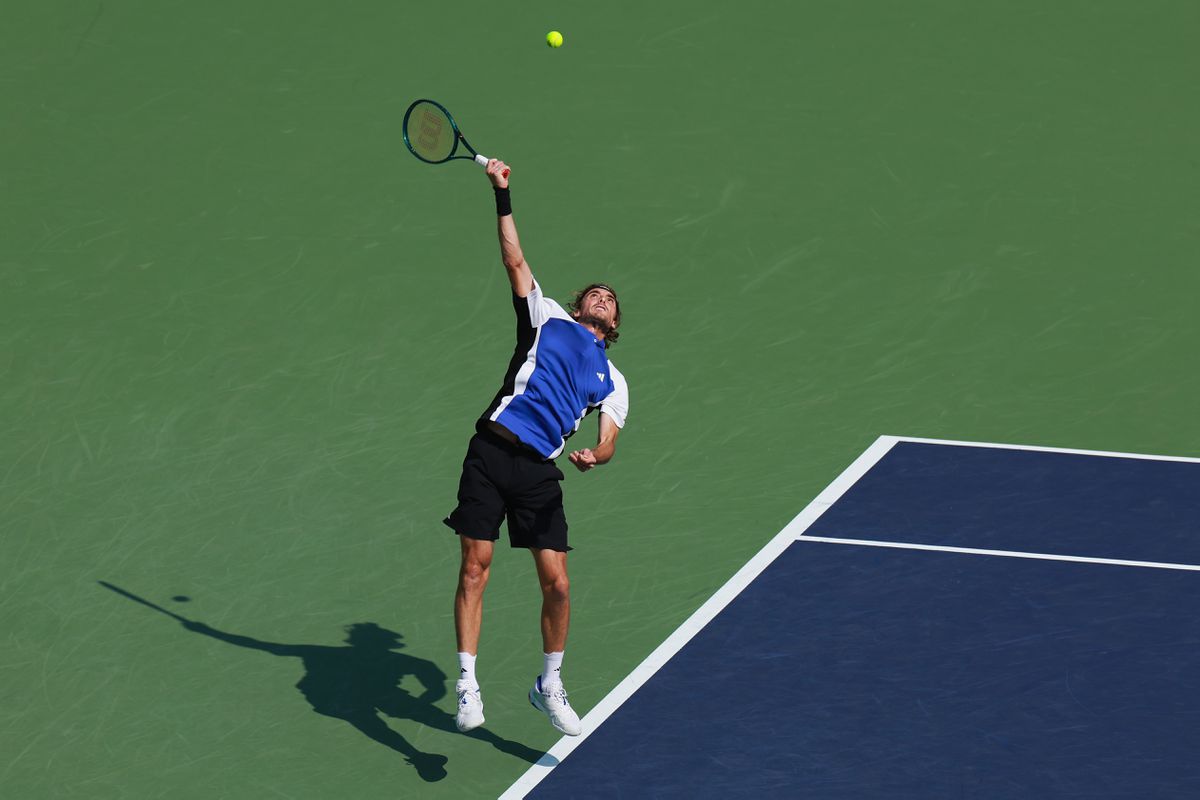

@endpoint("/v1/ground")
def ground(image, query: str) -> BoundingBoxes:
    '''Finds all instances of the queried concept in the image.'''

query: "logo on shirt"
[596,372,606,382]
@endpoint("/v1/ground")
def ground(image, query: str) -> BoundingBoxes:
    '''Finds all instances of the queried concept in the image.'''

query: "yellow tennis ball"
[546,31,564,48]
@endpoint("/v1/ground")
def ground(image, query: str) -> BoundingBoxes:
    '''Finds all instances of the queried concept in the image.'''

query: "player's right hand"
[487,159,510,189]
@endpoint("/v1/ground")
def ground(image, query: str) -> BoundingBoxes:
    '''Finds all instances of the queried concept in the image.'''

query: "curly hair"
[567,283,621,347]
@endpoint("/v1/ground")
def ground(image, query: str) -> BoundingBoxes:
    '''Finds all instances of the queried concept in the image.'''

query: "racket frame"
[402,98,487,166]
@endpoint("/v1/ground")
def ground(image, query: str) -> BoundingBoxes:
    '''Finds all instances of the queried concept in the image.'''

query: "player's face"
[580,287,617,326]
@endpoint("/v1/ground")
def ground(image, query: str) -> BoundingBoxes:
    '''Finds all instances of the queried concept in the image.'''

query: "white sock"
[542,651,564,688]
[457,652,478,689]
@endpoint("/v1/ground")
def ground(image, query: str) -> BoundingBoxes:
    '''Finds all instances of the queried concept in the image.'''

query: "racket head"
[403,99,469,164]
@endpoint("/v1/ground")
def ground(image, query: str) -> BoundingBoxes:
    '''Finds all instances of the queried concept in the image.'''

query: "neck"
[574,313,610,342]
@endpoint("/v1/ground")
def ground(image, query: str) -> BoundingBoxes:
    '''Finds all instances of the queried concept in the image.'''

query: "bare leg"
[455,537,494,654]
[531,548,570,653]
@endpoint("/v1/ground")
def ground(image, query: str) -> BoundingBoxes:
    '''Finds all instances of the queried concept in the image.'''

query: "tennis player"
[444,158,629,737]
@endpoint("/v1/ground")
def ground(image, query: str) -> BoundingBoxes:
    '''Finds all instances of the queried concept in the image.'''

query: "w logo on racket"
[416,110,444,152]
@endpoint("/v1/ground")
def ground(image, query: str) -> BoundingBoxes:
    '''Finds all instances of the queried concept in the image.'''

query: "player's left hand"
[568,449,598,472]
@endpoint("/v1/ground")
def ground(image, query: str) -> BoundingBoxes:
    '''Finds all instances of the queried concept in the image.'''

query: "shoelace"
[458,688,480,706]
[544,684,570,707]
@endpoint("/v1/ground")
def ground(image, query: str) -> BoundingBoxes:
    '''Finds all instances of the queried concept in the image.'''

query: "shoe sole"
[456,714,485,733]
[529,689,582,736]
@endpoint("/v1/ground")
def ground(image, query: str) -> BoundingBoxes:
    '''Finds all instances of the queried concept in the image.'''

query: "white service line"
[498,435,901,799]
[798,536,1200,572]
[888,434,1200,464]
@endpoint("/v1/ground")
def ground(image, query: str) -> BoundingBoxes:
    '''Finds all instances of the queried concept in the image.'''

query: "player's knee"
[542,574,569,602]
[459,559,490,591]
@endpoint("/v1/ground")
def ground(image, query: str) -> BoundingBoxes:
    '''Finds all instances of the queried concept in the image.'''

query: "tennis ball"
[546,31,564,48]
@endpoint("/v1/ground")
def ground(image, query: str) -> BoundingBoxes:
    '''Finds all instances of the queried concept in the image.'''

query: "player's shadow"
[179,618,544,782]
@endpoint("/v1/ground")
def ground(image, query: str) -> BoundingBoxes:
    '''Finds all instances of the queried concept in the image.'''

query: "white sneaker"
[455,680,484,732]
[528,675,582,736]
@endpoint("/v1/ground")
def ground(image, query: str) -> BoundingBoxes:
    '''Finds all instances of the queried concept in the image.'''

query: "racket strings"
[406,102,457,162]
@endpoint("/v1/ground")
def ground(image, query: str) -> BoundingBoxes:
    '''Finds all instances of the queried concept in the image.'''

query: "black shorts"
[443,431,570,551]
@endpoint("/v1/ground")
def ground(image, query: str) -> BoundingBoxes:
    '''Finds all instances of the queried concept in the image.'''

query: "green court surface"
[3,1,1197,797]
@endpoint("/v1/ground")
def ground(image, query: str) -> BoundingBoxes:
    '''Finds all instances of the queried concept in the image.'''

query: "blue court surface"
[503,437,1200,799]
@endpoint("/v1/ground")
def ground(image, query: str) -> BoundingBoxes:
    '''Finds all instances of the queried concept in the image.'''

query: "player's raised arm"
[487,159,533,298]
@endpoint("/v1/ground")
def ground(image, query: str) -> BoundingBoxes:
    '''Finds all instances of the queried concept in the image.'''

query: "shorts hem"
[510,541,573,553]
[442,517,499,541]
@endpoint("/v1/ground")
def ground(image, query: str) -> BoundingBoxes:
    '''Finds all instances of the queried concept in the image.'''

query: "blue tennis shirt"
[477,278,629,459]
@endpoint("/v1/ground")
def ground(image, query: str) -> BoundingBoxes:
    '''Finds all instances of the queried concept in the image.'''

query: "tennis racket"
[402,98,508,178]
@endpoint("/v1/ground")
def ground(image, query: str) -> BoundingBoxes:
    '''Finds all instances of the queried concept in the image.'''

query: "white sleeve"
[524,278,573,327]
[600,362,629,428]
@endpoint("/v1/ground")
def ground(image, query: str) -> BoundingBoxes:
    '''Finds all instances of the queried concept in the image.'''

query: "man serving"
[443,158,630,737]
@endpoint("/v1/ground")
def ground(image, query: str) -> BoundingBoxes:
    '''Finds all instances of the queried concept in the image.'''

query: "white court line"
[798,536,1200,572]
[888,434,1200,464]
[498,435,902,799]
[500,434,1200,798]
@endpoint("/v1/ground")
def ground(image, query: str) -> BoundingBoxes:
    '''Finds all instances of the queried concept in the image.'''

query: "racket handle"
[475,153,510,179]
